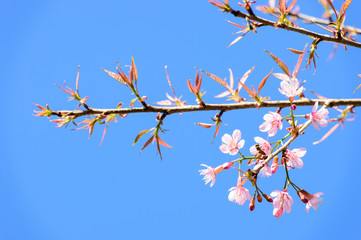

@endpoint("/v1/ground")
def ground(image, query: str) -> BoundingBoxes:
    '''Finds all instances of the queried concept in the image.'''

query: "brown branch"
[230,9,361,49]
[51,98,361,118]
[287,12,361,35]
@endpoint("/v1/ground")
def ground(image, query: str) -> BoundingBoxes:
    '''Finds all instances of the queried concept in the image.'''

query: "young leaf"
[238,67,255,91]
[141,136,154,152]
[103,68,127,85]
[133,129,153,145]
[202,70,229,90]
[258,69,273,94]
[265,50,291,76]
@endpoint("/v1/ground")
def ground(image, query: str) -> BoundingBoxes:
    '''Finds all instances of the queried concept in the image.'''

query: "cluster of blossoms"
[199,97,328,217]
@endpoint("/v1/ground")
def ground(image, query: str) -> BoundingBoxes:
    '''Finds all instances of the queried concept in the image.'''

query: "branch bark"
[51,98,361,118]
[230,9,361,49]
[287,12,361,35]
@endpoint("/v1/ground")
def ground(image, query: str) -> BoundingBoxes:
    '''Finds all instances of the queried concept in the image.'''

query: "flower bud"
[257,193,263,203]
[271,156,279,173]
[249,196,256,211]
[222,161,234,170]
[297,191,308,203]
[262,193,273,203]
[300,189,313,200]
[291,104,297,110]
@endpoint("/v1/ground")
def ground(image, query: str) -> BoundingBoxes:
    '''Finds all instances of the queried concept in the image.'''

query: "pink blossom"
[250,137,271,155]
[254,160,272,177]
[271,189,293,218]
[285,148,306,169]
[278,78,305,101]
[228,176,252,205]
[259,112,283,137]
[199,162,234,187]
[305,192,323,213]
[219,129,245,155]
[305,101,329,130]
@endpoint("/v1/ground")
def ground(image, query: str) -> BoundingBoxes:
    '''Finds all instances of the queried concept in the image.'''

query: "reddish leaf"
[141,136,154,152]
[293,44,307,78]
[187,79,195,94]
[265,50,291,76]
[313,122,340,145]
[158,138,172,148]
[238,67,255,91]
[131,57,138,82]
[286,0,297,13]
[354,74,361,93]
[133,129,153,145]
[239,81,254,98]
[288,48,304,54]
[202,70,229,89]
[258,69,273,94]
[326,0,338,18]
[103,68,127,85]
[195,123,213,128]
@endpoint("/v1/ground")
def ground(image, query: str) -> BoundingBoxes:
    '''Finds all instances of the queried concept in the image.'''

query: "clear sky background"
[2,0,361,239]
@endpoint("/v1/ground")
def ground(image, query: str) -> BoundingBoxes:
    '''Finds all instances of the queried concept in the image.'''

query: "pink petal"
[294,148,306,157]
[312,101,319,113]
[237,139,245,149]
[219,144,230,154]
[250,145,258,155]
[221,134,232,144]
[229,149,239,155]
[273,73,291,81]
[232,129,241,142]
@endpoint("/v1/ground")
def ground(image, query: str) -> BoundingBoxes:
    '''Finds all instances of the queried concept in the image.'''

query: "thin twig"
[230,9,361,49]
[287,12,361,35]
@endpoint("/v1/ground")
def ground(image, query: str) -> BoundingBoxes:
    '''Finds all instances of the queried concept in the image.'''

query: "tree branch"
[51,98,361,118]
[287,12,361,35]
[230,9,361,49]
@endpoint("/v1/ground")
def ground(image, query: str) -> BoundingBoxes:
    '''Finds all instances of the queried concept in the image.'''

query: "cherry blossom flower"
[219,129,245,155]
[285,148,306,169]
[199,162,234,187]
[271,189,293,218]
[306,192,323,212]
[298,190,324,213]
[305,101,329,130]
[259,112,283,137]
[278,78,305,102]
[228,176,252,205]
[250,137,271,155]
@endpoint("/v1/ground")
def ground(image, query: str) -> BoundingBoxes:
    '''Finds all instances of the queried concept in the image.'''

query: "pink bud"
[257,193,263,203]
[249,196,256,211]
[271,156,279,173]
[291,104,297,110]
[263,193,273,203]
[222,162,234,170]
[297,191,308,203]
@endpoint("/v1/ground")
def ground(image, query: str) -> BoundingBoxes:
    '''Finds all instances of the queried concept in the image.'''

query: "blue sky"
[2,0,361,239]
